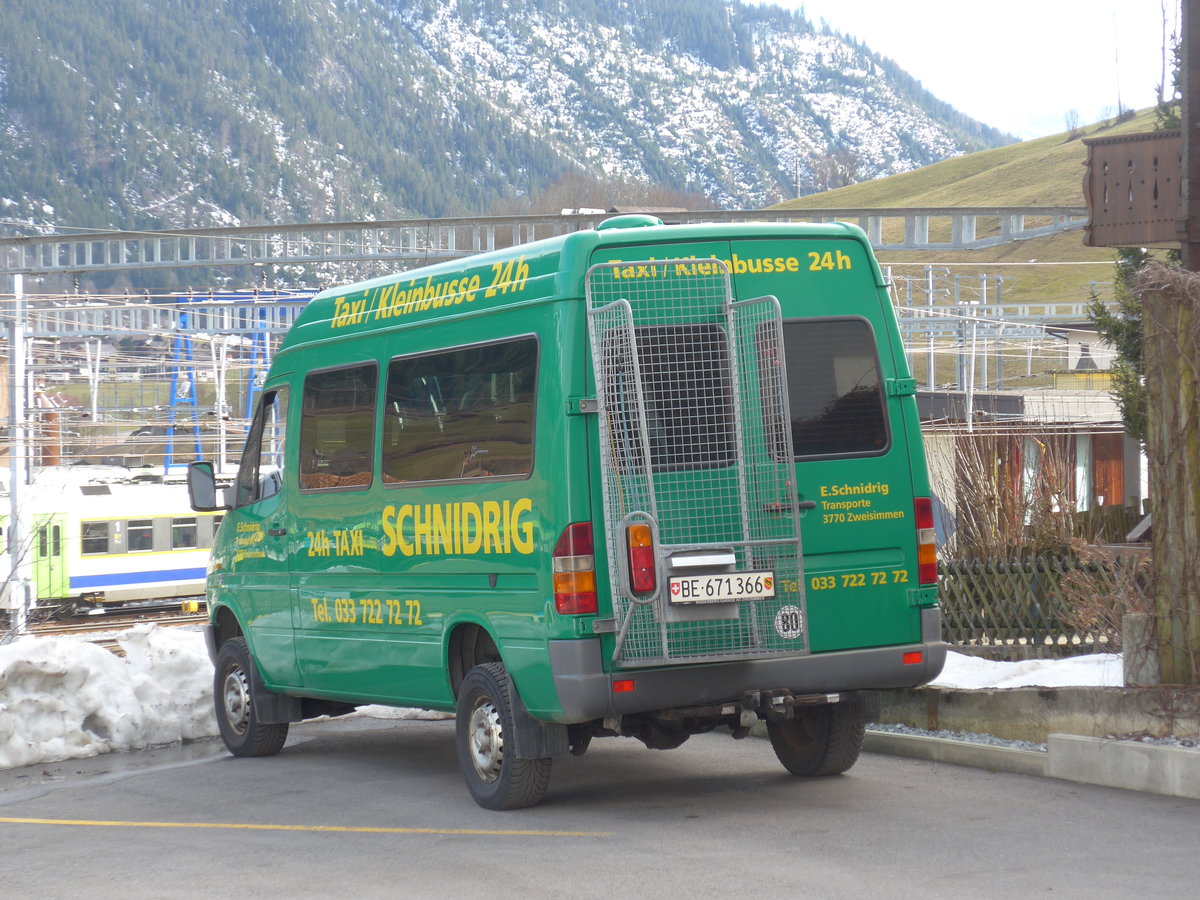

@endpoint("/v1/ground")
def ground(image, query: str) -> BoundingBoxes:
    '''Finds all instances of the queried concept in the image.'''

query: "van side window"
[235,388,289,506]
[300,364,377,491]
[767,318,890,459]
[382,338,536,483]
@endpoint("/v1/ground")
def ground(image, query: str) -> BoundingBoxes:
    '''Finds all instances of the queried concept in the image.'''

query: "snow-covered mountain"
[0,0,1009,234]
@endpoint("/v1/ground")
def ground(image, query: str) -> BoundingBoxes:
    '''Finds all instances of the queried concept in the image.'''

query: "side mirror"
[188,460,231,511]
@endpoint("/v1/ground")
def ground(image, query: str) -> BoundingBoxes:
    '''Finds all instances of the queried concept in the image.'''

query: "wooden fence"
[939,553,1151,654]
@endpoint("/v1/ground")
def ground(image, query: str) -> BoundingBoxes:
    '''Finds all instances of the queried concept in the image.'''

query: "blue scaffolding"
[162,290,314,473]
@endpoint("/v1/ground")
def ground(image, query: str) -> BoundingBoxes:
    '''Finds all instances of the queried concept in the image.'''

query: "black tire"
[455,662,551,810]
[214,637,289,758]
[766,701,866,777]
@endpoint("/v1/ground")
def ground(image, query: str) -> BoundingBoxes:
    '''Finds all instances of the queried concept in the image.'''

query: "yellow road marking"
[0,817,608,837]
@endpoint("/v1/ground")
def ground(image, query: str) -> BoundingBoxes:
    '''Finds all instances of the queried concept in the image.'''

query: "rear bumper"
[548,607,947,723]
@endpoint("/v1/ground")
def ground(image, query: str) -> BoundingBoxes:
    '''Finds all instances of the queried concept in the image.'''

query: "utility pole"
[4,274,32,637]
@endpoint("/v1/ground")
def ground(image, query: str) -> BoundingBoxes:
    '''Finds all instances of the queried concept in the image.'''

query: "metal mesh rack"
[586,258,807,666]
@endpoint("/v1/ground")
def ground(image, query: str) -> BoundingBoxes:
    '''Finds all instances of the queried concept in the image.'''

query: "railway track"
[20,604,208,654]
[31,611,208,637]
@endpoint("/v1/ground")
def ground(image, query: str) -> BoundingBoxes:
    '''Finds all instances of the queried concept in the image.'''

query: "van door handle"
[763,501,817,512]
[268,527,288,536]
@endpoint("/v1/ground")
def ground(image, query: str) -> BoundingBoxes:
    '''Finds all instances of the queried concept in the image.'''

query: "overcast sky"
[757,0,1177,139]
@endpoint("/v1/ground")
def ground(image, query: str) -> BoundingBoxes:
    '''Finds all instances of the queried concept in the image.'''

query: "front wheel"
[455,662,551,810]
[766,701,866,777]
[214,637,289,757]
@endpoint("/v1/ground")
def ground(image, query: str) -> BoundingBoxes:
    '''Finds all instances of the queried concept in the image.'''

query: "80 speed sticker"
[774,605,804,640]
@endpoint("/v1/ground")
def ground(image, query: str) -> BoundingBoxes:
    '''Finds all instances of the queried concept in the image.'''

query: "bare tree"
[1065,109,1081,139]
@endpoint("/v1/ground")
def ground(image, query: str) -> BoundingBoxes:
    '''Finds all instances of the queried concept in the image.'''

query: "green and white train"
[2,469,217,619]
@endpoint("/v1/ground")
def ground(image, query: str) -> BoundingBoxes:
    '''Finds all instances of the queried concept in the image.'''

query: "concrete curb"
[878,685,1200,744]
[1046,734,1200,800]
[863,729,1200,801]
[864,730,1046,776]
[863,685,1200,800]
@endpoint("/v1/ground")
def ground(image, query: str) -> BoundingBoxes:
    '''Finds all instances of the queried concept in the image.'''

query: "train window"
[301,364,377,490]
[128,519,155,552]
[172,517,198,549]
[81,521,109,555]
[35,525,63,558]
[235,388,289,507]
[382,338,536,483]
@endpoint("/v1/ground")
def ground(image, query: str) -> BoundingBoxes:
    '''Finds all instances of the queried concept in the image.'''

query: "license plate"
[668,571,775,605]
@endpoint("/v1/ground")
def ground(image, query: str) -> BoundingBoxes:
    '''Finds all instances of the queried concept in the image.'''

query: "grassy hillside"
[775,108,1163,308]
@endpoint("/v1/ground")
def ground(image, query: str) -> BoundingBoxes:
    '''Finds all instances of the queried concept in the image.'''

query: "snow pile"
[932,651,1124,690]
[0,626,1122,772]
[0,626,216,770]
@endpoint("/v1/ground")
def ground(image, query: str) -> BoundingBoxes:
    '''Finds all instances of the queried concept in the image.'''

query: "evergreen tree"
[1088,248,1152,443]
[1156,39,1182,129]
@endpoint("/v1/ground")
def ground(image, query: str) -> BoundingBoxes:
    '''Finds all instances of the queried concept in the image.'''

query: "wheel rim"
[222,666,251,737]
[466,697,505,784]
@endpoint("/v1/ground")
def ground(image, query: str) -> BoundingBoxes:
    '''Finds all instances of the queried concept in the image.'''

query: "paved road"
[2,716,1197,899]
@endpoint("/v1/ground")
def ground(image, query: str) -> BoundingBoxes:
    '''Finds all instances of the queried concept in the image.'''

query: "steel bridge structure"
[0,207,1088,278]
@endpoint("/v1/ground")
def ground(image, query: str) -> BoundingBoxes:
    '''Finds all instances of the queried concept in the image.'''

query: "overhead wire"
[0,260,1123,458]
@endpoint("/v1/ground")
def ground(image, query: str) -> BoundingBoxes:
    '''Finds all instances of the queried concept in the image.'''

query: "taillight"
[552,523,598,615]
[626,523,656,595]
[914,497,938,585]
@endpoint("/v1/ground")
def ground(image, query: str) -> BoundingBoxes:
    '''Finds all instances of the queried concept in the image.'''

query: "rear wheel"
[455,662,551,810]
[214,637,289,757]
[767,701,866,777]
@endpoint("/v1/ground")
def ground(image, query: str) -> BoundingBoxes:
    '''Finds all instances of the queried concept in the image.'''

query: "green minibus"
[188,214,946,809]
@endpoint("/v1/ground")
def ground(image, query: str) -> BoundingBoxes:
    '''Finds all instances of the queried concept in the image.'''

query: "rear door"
[585,247,808,667]
[728,235,923,651]
[32,513,68,601]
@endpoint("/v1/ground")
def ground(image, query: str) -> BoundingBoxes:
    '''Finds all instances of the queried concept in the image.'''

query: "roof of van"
[277,217,881,355]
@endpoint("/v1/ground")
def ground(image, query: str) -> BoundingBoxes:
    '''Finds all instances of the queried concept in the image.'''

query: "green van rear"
[189,215,946,809]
